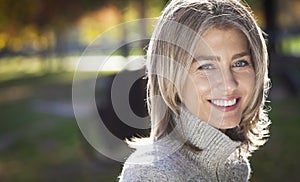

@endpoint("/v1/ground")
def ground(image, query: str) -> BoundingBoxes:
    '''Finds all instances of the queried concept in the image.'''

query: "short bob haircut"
[142,0,271,157]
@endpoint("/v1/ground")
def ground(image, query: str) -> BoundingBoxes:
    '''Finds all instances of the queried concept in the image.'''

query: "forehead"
[195,28,249,56]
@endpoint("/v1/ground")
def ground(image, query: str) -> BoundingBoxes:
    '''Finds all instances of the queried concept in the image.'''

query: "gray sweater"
[119,108,250,181]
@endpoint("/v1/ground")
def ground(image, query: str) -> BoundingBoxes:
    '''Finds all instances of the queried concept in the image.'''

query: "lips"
[208,97,240,112]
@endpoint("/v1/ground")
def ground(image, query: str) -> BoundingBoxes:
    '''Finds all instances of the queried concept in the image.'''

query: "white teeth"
[211,99,237,107]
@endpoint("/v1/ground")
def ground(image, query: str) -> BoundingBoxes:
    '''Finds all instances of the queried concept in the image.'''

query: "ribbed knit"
[119,107,250,181]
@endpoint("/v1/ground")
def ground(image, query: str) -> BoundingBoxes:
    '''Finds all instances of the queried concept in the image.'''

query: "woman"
[119,0,271,181]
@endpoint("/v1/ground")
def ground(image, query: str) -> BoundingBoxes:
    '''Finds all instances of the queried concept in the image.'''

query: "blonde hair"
[140,0,270,156]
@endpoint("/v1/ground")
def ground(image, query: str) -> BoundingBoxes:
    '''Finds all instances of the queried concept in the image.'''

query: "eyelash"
[196,60,251,72]
[198,64,214,70]
[233,60,250,67]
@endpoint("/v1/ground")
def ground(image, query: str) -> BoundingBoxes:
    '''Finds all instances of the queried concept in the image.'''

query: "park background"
[0,0,300,181]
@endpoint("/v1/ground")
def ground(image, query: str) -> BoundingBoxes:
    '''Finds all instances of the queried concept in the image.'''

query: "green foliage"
[279,35,300,56]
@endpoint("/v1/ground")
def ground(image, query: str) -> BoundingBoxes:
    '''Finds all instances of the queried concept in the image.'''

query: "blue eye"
[233,60,249,67]
[198,64,214,70]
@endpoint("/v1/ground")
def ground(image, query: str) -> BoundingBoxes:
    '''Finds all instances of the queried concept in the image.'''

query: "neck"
[174,107,242,179]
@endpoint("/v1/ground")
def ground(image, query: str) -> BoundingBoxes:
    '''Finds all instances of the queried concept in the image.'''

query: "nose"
[218,69,238,94]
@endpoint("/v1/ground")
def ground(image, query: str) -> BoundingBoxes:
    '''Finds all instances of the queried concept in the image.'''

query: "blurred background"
[0,0,299,181]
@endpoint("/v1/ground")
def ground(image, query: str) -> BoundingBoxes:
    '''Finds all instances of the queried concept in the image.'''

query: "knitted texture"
[118,107,250,181]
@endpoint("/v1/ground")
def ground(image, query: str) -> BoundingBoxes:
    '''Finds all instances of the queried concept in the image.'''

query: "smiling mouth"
[208,98,240,111]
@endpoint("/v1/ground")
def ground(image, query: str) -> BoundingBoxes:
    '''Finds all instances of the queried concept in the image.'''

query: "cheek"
[240,72,256,99]
[182,76,211,108]
[196,77,212,96]
[247,71,255,89]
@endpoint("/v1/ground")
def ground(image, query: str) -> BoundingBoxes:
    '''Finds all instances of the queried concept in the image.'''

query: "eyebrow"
[195,51,250,62]
[232,52,250,60]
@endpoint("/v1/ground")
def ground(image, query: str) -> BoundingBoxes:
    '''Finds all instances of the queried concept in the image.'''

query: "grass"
[0,67,299,181]
[0,72,123,182]
[251,97,300,182]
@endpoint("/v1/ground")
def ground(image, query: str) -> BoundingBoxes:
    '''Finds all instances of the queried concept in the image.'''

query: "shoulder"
[225,155,251,181]
[118,147,187,182]
[119,163,169,182]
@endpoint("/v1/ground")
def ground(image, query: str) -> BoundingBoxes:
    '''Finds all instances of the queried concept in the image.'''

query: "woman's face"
[182,28,255,129]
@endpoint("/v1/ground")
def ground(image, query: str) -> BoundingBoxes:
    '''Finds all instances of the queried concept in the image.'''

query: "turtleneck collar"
[171,106,242,180]
[176,107,241,154]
